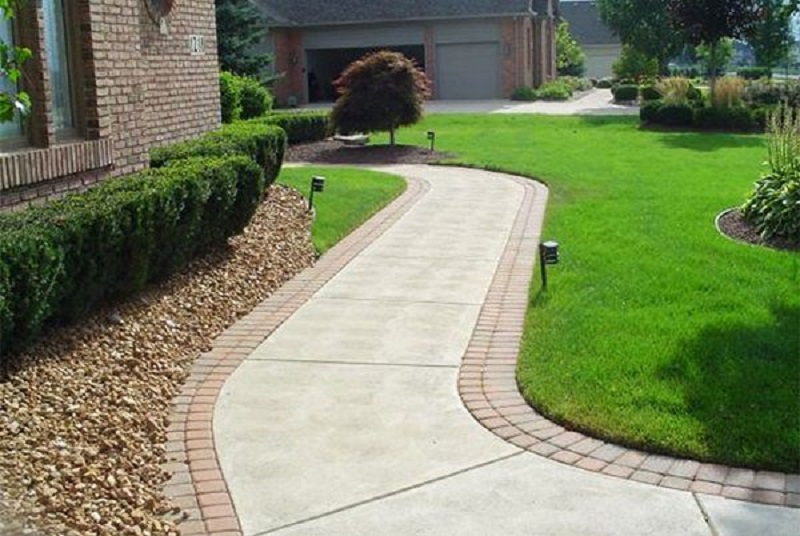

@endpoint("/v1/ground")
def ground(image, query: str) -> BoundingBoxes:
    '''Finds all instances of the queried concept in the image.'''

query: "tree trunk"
[708,40,718,100]
[389,126,396,146]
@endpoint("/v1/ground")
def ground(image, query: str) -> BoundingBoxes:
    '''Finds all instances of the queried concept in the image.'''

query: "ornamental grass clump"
[742,103,800,241]
[655,77,692,105]
[711,76,745,109]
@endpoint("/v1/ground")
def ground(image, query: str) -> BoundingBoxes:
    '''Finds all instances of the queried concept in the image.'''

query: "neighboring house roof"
[559,0,618,46]
[253,0,555,27]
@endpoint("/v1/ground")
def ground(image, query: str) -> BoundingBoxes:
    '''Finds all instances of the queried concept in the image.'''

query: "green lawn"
[278,166,406,254]
[380,115,799,472]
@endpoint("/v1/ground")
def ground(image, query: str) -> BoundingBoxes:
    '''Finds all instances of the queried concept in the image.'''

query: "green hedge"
[150,122,287,187]
[738,67,772,80]
[0,155,264,366]
[640,100,768,131]
[240,76,274,120]
[220,71,242,124]
[640,85,661,102]
[254,111,331,145]
[612,84,639,102]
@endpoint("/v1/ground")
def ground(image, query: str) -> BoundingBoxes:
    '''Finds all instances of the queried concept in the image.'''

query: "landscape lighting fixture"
[539,241,560,290]
[309,176,326,213]
[427,131,436,151]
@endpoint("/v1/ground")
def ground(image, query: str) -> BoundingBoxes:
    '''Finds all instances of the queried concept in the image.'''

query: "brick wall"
[0,0,221,211]
[271,29,305,107]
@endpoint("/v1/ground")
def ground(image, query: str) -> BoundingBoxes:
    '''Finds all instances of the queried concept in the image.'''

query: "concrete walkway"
[301,89,639,115]
[212,166,798,536]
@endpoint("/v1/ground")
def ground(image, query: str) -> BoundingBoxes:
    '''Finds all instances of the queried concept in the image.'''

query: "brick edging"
[164,176,429,535]
[457,174,800,509]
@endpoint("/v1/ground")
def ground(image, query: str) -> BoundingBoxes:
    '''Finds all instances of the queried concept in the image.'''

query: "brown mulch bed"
[717,209,799,251]
[286,140,454,165]
[0,186,315,535]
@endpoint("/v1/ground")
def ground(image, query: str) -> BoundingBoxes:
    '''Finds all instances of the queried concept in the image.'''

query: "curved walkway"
[167,165,799,536]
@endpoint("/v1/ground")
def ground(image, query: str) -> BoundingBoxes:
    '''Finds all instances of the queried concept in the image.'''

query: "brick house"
[253,0,559,106]
[0,0,221,211]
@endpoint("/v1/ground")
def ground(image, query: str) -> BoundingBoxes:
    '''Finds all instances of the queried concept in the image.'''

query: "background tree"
[696,38,734,76]
[555,21,585,76]
[597,0,683,73]
[749,0,795,71]
[612,45,659,82]
[331,51,430,146]
[0,0,30,123]
[215,0,271,78]
[667,0,762,86]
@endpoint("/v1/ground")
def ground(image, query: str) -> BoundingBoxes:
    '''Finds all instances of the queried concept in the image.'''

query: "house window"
[0,19,21,140]
[42,0,75,133]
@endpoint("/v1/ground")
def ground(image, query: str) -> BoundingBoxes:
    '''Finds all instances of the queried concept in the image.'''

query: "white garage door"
[436,42,500,99]
[584,45,622,79]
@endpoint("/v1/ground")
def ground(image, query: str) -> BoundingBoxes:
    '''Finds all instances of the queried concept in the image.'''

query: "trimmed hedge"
[738,67,772,80]
[255,111,331,145]
[640,100,768,131]
[612,84,639,102]
[219,71,242,123]
[240,76,274,119]
[640,85,661,102]
[0,155,264,366]
[150,122,287,187]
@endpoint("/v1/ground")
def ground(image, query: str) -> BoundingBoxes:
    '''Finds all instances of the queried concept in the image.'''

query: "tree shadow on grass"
[658,304,800,472]
[655,131,764,152]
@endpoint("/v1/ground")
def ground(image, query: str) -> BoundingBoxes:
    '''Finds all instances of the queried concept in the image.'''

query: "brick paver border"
[457,173,800,509]
[164,176,429,535]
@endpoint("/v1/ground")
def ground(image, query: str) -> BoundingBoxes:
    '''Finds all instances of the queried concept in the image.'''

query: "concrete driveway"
[301,89,639,115]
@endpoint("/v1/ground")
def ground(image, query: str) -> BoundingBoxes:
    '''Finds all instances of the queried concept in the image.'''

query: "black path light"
[427,130,436,151]
[308,175,325,213]
[539,240,560,290]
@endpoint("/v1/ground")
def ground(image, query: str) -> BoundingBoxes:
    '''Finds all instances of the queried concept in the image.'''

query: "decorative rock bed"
[0,186,315,535]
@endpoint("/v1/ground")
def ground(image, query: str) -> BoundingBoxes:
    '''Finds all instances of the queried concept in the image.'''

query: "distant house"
[252,0,559,105]
[0,0,220,211]
[559,0,620,78]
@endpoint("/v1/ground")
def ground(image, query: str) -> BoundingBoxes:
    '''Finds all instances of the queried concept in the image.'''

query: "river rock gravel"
[0,185,316,535]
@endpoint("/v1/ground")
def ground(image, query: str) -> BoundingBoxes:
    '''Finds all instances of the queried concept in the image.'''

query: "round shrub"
[640,85,661,102]
[219,71,242,123]
[640,100,663,123]
[612,84,639,102]
[240,77,273,120]
[511,87,538,101]
[535,80,573,101]
[655,103,694,127]
[596,78,614,89]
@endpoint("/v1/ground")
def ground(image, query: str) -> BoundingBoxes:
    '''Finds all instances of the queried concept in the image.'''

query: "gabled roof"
[253,0,555,27]
[559,1,618,45]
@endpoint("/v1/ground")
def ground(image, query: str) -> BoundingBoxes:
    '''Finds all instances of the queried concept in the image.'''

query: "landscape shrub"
[738,67,772,80]
[559,76,593,92]
[655,77,692,105]
[511,81,572,102]
[612,84,639,102]
[655,103,695,127]
[258,111,331,144]
[640,85,661,102]
[535,80,573,101]
[150,122,287,187]
[0,156,264,365]
[239,76,273,119]
[742,105,800,241]
[639,100,663,123]
[694,105,757,131]
[596,78,614,89]
[511,87,539,101]
[612,45,659,84]
[219,71,243,123]
[711,77,745,109]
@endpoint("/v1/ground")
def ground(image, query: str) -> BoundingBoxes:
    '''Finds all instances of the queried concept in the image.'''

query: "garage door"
[584,45,622,79]
[436,42,500,99]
